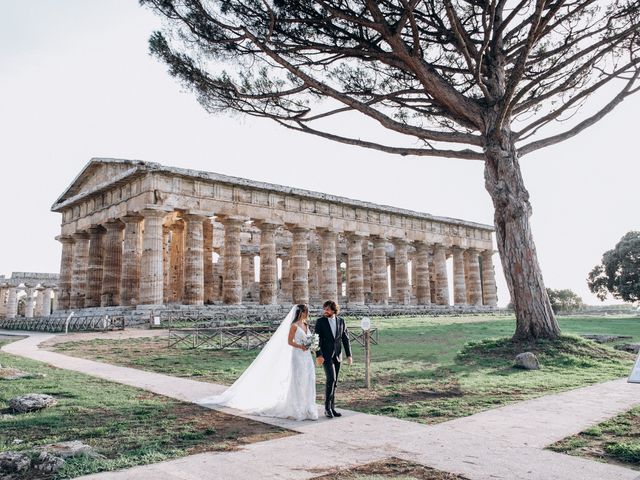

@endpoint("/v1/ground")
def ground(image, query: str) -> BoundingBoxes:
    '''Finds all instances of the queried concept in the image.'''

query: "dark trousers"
[323,356,341,411]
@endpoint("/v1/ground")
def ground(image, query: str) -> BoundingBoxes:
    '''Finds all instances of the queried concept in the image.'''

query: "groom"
[315,300,352,418]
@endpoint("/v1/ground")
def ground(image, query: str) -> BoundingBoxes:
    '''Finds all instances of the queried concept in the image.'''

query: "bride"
[199,304,318,421]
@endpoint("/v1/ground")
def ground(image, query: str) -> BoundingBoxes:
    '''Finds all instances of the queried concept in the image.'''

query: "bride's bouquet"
[300,332,319,352]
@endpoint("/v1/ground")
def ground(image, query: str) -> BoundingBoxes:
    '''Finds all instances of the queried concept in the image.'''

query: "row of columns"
[0,285,55,319]
[58,213,147,310]
[57,208,497,309]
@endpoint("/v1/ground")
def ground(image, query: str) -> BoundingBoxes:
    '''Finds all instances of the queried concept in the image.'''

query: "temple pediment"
[51,158,147,211]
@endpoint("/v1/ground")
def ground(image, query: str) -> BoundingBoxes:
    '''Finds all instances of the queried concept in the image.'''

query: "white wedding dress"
[198,306,318,421]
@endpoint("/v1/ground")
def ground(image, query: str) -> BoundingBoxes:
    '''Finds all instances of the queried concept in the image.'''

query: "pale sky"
[1,1,638,307]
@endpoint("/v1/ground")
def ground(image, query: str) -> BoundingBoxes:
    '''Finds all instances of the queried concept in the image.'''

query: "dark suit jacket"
[315,315,352,362]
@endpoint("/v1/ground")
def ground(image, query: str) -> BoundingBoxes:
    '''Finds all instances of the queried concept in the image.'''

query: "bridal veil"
[198,305,297,414]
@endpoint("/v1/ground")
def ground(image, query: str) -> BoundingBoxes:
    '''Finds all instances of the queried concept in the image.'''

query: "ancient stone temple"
[50,158,498,315]
[0,272,59,319]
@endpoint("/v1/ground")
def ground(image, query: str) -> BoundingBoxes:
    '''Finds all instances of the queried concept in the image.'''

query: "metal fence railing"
[0,314,126,333]
[167,325,277,350]
[166,322,378,350]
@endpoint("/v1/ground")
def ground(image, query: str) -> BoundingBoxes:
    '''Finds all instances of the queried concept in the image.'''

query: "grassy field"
[0,339,292,479]
[50,314,640,425]
[549,404,640,470]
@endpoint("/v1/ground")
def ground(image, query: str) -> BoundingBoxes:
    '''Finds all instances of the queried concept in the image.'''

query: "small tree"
[546,288,584,314]
[141,0,640,340]
[588,231,640,304]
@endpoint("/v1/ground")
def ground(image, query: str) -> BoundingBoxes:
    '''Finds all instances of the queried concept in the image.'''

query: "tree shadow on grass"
[455,335,630,369]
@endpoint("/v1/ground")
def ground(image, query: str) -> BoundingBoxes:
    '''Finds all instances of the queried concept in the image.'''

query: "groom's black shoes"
[324,410,334,419]
[331,409,342,417]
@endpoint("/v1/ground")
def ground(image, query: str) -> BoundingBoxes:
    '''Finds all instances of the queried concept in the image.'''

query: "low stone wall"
[0,304,500,332]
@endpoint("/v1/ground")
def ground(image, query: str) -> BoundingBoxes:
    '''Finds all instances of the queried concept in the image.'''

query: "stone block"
[515,352,540,370]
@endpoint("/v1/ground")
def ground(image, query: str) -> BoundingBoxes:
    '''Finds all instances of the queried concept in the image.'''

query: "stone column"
[213,255,224,301]
[6,287,18,319]
[452,246,467,306]
[428,254,437,303]
[371,236,389,304]
[257,221,278,305]
[203,218,215,304]
[388,257,396,303]
[162,225,172,304]
[241,252,253,301]
[411,252,418,302]
[222,217,244,304]
[481,249,498,307]
[393,239,410,305]
[319,229,338,301]
[140,209,166,305]
[464,252,472,304]
[70,231,90,309]
[120,214,143,306]
[363,250,372,302]
[101,220,124,306]
[465,248,483,306]
[276,254,285,298]
[250,255,258,300]
[182,214,206,305]
[0,287,7,318]
[308,247,320,304]
[414,242,431,305]
[346,233,365,305]
[56,235,75,310]
[290,226,310,305]
[85,226,105,307]
[42,288,53,316]
[285,256,294,301]
[169,220,185,303]
[317,250,324,300]
[51,290,59,312]
[433,244,450,305]
[337,257,344,300]
[34,287,45,317]
[344,255,353,302]
[24,288,34,318]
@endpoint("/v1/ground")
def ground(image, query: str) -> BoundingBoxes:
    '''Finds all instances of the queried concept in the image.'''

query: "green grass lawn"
[50,314,640,425]
[549,405,640,470]
[0,339,292,479]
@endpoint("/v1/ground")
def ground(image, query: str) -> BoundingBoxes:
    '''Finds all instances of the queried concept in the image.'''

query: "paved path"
[2,330,640,480]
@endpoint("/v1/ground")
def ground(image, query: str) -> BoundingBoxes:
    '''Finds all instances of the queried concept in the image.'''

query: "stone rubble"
[515,352,540,370]
[9,393,57,413]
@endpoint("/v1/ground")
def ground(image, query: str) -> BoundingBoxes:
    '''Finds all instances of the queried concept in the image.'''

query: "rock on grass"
[34,452,65,474]
[36,440,104,459]
[0,451,31,474]
[515,352,540,370]
[9,394,57,413]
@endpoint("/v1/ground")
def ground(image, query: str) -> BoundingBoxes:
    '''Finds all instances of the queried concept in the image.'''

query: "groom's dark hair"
[323,300,340,315]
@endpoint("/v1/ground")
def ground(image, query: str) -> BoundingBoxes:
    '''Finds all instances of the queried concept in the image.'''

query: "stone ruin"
[0,272,59,319]
[4,158,500,324]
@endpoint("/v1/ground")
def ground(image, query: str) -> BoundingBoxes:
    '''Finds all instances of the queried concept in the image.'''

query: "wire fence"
[166,323,378,350]
[0,314,126,333]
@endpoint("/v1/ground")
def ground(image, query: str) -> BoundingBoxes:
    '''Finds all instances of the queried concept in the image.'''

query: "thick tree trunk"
[484,127,560,340]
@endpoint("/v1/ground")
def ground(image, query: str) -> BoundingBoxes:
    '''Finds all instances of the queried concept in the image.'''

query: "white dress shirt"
[328,314,337,338]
